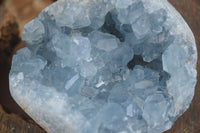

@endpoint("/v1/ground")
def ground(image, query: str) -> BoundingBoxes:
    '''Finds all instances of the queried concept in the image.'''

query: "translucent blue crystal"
[9,0,197,133]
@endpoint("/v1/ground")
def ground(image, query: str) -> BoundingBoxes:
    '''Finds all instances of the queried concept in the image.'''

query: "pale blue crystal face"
[9,0,197,133]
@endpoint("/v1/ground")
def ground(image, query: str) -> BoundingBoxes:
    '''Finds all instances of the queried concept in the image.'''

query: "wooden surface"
[0,105,45,133]
[0,0,200,133]
[0,0,52,133]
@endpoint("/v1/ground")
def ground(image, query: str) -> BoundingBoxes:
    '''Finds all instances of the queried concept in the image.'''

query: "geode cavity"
[9,0,197,133]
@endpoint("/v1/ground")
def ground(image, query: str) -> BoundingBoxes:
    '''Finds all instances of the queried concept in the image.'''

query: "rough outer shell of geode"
[9,0,197,133]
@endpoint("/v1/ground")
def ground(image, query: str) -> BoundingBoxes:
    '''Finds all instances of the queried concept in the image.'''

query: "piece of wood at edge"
[0,105,46,133]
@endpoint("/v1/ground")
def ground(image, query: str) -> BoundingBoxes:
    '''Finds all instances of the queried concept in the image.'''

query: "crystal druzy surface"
[9,0,197,133]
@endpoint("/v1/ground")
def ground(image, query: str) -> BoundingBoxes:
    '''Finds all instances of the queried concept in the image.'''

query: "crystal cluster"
[9,0,197,133]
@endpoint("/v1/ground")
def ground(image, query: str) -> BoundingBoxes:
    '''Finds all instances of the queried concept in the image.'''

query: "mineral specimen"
[9,0,197,133]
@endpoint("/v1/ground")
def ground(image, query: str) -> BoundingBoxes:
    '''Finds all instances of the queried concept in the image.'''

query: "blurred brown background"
[0,0,199,132]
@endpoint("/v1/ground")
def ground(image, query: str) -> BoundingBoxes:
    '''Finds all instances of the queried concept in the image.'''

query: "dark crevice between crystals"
[127,54,171,88]
[74,26,94,36]
[61,26,71,35]
[61,26,94,37]
[127,55,148,70]
[127,55,162,71]
[37,44,56,64]
[40,14,59,43]
[159,71,170,86]
[99,12,125,42]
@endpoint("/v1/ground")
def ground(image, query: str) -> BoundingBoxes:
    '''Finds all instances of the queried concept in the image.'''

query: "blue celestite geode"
[9,0,197,133]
